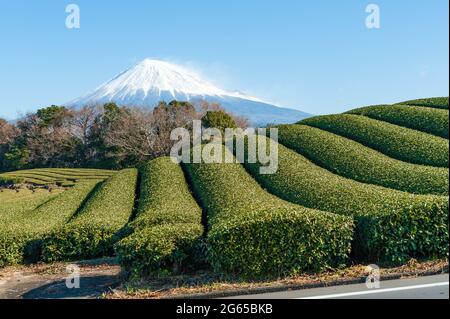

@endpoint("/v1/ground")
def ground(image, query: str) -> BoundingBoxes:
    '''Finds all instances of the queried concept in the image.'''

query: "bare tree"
[17,109,78,167]
[104,102,200,163]
[70,105,101,145]
[1,100,250,171]
[0,119,18,145]
[104,107,155,164]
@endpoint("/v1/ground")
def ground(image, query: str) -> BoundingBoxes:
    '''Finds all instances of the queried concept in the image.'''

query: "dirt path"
[0,258,122,299]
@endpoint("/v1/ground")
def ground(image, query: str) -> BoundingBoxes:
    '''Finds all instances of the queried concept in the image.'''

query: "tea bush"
[277,124,448,195]
[300,115,448,167]
[347,105,449,139]
[0,181,99,267]
[0,190,61,230]
[115,157,204,277]
[398,97,449,109]
[184,147,354,277]
[116,223,204,277]
[241,136,449,263]
[42,169,138,262]
[0,168,114,186]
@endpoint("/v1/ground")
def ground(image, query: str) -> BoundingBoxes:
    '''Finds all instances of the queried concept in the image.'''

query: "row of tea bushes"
[347,105,449,139]
[277,124,448,195]
[42,169,138,262]
[300,114,448,167]
[115,158,204,277]
[0,181,99,267]
[398,97,449,109]
[184,147,354,277]
[240,135,449,263]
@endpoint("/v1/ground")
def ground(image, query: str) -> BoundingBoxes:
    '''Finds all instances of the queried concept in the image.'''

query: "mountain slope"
[67,59,311,125]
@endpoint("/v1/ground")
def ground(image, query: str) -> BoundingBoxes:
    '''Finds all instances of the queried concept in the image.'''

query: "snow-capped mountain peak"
[107,59,225,97]
[71,59,263,104]
[67,59,311,125]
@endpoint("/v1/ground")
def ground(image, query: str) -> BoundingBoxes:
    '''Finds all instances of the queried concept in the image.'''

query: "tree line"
[0,101,247,172]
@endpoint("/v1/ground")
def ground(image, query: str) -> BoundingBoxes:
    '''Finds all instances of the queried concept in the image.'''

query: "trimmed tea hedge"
[241,136,449,263]
[115,157,204,276]
[129,157,202,229]
[184,147,354,277]
[398,97,449,109]
[277,124,448,195]
[347,105,449,139]
[0,168,114,186]
[0,190,61,228]
[116,223,203,277]
[0,181,99,267]
[42,169,138,262]
[300,115,448,167]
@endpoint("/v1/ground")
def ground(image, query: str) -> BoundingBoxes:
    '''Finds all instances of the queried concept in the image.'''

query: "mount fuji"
[67,59,311,125]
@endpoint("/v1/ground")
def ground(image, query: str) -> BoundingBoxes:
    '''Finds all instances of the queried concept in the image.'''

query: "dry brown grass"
[106,258,448,299]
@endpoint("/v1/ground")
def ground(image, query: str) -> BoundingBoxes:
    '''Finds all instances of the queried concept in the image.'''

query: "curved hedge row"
[347,105,449,139]
[116,223,203,277]
[240,136,449,262]
[300,115,448,167]
[277,124,448,195]
[0,189,61,225]
[0,181,99,267]
[184,147,354,277]
[398,97,449,109]
[115,157,204,277]
[42,169,138,262]
[1,168,115,186]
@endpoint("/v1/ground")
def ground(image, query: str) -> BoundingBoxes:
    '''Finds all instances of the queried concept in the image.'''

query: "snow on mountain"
[67,59,311,125]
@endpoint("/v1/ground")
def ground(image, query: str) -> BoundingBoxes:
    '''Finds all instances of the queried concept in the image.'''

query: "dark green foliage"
[0,176,24,186]
[240,136,449,263]
[300,115,448,167]
[2,145,30,170]
[202,110,237,133]
[115,157,204,277]
[184,147,354,277]
[42,169,138,262]
[277,124,448,195]
[36,105,68,128]
[347,105,449,139]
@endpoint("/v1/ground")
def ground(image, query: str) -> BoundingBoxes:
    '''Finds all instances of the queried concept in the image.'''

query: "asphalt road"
[226,274,449,299]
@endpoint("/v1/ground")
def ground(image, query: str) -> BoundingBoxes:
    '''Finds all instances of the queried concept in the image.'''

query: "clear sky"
[0,0,448,119]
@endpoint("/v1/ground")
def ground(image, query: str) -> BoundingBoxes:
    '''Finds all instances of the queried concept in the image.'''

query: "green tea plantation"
[0,97,448,278]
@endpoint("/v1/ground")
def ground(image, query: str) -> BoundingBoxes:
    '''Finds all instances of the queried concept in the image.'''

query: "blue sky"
[0,0,448,119]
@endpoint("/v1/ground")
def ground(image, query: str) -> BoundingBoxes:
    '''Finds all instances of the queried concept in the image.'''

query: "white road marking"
[298,282,449,299]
